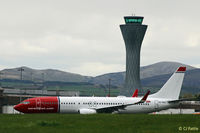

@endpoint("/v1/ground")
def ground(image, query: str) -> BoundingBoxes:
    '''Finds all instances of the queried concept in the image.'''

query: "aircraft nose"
[14,104,23,112]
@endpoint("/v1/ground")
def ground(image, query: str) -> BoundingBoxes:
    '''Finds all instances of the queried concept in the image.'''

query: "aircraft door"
[36,98,41,108]
[154,100,159,109]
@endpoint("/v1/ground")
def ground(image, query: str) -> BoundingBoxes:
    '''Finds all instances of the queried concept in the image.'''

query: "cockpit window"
[22,101,30,104]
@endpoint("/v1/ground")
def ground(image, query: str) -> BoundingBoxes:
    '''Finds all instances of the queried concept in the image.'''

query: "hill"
[89,61,200,94]
[0,61,199,94]
[141,69,200,94]
[89,61,196,86]
[140,61,195,79]
[0,67,90,82]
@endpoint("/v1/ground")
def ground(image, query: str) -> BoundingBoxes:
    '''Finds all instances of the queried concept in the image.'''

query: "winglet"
[141,90,150,102]
[132,89,138,97]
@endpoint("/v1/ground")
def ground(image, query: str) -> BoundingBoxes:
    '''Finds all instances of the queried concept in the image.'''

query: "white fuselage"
[59,97,177,114]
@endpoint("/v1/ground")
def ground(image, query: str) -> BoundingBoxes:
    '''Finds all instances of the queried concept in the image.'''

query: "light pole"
[0,72,3,80]
[18,67,24,80]
[42,73,45,82]
[18,67,25,95]
[30,72,33,81]
[41,73,45,91]
[0,72,3,87]
[108,78,111,97]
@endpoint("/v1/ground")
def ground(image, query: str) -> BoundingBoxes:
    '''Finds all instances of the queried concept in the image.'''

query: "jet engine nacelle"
[79,108,97,114]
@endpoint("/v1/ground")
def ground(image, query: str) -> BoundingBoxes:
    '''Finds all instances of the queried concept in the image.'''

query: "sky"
[0,0,200,76]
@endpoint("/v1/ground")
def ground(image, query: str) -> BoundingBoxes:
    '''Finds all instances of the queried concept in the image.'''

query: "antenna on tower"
[131,13,136,16]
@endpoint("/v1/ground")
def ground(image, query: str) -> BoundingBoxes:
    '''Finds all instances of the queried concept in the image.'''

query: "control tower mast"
[120,16,147,96]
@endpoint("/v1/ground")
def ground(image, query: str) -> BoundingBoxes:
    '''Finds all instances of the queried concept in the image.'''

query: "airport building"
[120,16,147,96]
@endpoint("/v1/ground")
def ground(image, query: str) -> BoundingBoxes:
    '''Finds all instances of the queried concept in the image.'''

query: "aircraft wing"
[95,90,150,113]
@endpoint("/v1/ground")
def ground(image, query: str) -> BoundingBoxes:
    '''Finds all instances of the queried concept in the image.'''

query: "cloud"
[0,65,8,71]
[0,0,199,76]
[68,62,125,76]
[0,39,48,57]
[185,33,200,47]
[193,64,200,68]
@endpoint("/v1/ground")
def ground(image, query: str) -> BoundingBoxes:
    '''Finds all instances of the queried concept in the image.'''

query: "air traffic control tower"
[120,16,147,96]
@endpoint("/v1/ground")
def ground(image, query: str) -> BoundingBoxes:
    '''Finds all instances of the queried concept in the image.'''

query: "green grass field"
[0,114,199,133]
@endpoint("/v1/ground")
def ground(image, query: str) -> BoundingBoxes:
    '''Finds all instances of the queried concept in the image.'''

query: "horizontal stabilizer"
[168,98,199,103]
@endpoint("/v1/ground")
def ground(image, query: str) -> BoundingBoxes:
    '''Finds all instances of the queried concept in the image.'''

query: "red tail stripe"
[177,67,186,72]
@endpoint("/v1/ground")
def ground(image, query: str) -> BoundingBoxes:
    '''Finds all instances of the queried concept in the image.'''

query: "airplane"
[14,66,186,114]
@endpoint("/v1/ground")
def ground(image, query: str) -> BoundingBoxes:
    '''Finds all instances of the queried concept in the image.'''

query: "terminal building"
[120,16,147,96]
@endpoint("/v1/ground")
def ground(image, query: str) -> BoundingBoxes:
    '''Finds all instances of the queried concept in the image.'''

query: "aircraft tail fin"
[149,67,186,100]
[132,89,138,97]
